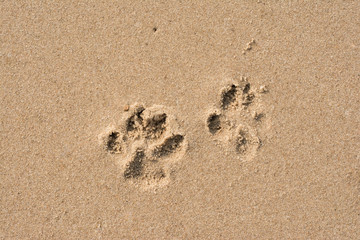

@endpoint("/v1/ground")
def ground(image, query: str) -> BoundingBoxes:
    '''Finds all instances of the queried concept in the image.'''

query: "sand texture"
[1,1,359,239]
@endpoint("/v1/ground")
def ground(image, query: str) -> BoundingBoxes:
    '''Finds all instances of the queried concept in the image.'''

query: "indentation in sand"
[206,76,270,161]
[100,103,187,189]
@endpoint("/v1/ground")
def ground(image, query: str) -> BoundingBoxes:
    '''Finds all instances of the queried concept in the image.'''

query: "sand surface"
[1,1,359,239]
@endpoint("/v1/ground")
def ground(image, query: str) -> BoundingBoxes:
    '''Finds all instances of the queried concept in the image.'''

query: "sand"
[1,1,359,239]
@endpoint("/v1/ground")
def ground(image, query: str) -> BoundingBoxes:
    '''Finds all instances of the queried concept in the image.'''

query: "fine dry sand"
[1,1,359,239]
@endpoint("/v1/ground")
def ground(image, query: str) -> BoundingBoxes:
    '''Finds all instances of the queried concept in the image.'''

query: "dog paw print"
[100,104,187,189]
[206,77,269,161]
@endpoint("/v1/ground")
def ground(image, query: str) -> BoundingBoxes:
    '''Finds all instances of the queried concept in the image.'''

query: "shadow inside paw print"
[106,131,122,154]
[123,148,145,179]
[152,134,184,158]
[101,103,186,189]
[220,82,255,109]
[207,112,222,135]
[221,84,238,109]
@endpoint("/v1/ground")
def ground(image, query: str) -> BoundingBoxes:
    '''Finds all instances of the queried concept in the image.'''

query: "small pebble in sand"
[123,105,130,111]
[242,39,256,54]
[259,85,268,93]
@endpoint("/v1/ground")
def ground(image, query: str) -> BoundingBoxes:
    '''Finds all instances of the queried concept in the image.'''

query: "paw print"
[100,104,187,189]
[206,77,270,161]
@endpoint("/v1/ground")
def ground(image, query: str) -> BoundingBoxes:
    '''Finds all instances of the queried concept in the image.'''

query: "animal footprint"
[206,77,269,161]
[100,104,187,189]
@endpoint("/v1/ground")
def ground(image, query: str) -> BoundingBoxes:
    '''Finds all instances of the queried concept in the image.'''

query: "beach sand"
[1,1,359,239]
